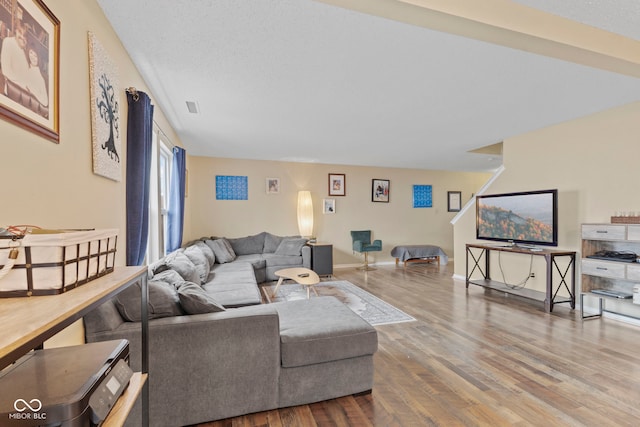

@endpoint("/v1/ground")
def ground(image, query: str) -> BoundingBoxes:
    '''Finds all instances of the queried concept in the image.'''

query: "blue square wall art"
[413,185,432,208]
[216,175,248,200]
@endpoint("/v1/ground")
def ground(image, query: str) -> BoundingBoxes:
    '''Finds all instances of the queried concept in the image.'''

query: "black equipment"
[0,340,132,426]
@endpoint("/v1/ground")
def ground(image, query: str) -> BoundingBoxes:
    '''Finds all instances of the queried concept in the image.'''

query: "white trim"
[335,260,452,269]
[153,121,175,149]
[334,261,397,269]
[601,311,640,327]
[450,165,505,225]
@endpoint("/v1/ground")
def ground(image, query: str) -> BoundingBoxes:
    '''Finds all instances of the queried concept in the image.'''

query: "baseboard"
[601,311,640,327]
[334,261,396,269]
[335,260,452,269]
[334,263,366,269]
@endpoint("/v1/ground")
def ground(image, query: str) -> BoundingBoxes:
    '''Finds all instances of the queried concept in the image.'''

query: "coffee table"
[272,267,320,299]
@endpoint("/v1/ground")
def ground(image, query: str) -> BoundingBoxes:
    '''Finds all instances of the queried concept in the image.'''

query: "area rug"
[263,280,415,326]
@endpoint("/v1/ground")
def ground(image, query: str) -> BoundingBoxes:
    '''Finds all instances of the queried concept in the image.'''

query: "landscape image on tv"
[477,191,556,245]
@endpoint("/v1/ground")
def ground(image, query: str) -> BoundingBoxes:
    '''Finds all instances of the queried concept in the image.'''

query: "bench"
[391,245,448,267]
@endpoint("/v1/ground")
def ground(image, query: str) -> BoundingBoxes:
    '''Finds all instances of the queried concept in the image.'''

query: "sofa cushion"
[204,284,262,308]
[176,281,226,314]
[228,232,266,255]
[235,254,267,271]
[275,238,307,256]
[183,244,211,284]
[273,297,378,368]
[207,238,237,263]
[203,262,262,307]
[263,253,303,268]
[114,277,184,322]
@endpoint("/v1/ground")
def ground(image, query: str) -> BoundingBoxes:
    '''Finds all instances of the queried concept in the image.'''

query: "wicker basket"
[0,229,118,297]
[611,216,640,224]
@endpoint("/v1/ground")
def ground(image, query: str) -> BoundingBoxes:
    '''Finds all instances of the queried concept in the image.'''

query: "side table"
[308,242,333,277]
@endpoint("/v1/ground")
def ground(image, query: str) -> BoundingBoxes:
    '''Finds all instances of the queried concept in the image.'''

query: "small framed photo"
[372,179,390,203]
[448,191,462,212]
[266,178,280,194]
[328,173,346,196]
[323,198,336,214]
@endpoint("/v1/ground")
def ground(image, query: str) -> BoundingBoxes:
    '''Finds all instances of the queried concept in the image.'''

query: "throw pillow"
[151,268,184,285]
[183,244,211,284]
[115,278,183,322]
[163,250,202,284]
[207,238,236,263]
[176,281,226,314]
[193,241,215,267]
[148,256,170,276]
[275,237,308,256]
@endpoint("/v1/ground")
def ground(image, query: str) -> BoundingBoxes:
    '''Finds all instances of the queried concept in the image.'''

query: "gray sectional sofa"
[83,232,378,426]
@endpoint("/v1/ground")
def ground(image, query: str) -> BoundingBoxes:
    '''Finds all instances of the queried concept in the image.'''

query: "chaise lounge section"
[83,232,378,426]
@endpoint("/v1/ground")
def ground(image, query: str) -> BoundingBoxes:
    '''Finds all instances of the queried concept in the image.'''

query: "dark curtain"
[166,146,186,253]
[126,91,154,266]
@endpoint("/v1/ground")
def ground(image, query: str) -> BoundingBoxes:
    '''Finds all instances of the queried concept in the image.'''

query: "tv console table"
[465,243,576,312]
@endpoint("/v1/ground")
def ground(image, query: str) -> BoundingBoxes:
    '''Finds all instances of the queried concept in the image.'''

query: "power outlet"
[529,273,535,278]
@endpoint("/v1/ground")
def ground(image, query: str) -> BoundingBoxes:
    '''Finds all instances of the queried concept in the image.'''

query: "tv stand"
[465,243,576,312]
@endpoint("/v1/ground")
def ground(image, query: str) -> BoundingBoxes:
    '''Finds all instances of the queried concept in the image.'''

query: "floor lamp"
[297,191,313,238]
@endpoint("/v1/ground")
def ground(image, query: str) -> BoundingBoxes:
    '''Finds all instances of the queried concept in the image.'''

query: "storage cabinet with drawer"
[581,223,640,319]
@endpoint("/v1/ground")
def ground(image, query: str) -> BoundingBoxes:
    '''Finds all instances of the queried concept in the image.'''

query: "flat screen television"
[476,189,558,247]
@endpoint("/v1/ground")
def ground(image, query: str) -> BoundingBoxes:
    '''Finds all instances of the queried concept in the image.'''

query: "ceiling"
[96,0,640,172]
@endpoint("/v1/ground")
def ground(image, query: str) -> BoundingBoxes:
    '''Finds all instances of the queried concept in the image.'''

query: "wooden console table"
[465,243,576,312]
[0,266,149,426]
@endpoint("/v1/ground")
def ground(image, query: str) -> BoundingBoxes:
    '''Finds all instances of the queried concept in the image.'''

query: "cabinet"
[0,266,149,426]
[308,242,333,276]
[581,223,640,319]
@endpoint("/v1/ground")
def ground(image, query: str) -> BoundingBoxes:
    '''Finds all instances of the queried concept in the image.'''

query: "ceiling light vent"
[186,101,199,114]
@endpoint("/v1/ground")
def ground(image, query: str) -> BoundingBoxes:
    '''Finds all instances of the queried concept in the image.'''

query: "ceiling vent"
[186,101,199,114]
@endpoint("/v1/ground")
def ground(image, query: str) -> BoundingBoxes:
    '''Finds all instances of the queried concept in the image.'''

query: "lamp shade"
[297,191,314,237]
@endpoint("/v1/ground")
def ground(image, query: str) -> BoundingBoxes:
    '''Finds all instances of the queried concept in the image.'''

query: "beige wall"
[1,0,180,244]
[453,101,640,317]
[0,0,182,345]
[187,156,490,265]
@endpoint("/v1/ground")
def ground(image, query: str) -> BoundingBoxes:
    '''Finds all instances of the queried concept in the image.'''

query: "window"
[148,125,174,263]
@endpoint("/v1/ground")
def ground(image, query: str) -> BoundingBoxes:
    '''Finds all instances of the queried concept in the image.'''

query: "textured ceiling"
[513,0,640,41]
[97,0,640,172]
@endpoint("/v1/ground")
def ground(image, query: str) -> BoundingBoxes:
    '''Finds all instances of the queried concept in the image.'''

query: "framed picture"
[216,175,248,200]
[372,179,390,203]
[413,185,433,208]
[448,191,462,212]
[328,173,346,196]
[0,0,60,142]
[266,177,280,194]
[323,198,336,214]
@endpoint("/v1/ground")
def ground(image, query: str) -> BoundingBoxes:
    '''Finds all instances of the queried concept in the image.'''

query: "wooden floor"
[198,263,640,427]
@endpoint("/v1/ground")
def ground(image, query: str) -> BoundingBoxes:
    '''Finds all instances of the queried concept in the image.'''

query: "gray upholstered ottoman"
[271,296,378,407]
